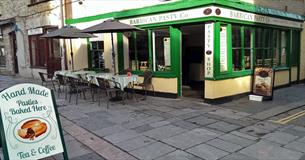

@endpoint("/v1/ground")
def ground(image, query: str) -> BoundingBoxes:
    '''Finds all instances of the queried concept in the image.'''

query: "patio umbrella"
[82,19,143,74]
[41,26,95,71]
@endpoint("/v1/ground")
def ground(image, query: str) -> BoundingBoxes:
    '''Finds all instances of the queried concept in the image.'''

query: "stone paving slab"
[239,141,304,160]
[207,138,243,153]
[262,131,299,145]
[219,153,258,160]
[186,143,229,160]
[104,129,140,144]
[130,142,176,160]
[162,128,220,150]
[218,133,256,147]
[250,102,305,120]
[143,125,185,140]
[206,121,241,133]
[115,136,156,152]
[155,150,202,160]
[186,115,218,126]
[284,141,305,153]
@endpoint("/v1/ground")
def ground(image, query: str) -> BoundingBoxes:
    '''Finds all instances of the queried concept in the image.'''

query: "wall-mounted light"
[78,0,85,5]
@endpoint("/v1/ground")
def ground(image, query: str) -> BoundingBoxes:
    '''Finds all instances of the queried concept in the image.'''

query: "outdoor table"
[111,74,138,91]
[86,72,114,85]
[53,70,72,79]
[72,70,96,80]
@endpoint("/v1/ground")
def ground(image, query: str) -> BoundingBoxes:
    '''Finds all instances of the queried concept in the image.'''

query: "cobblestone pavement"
[1,75,305,160]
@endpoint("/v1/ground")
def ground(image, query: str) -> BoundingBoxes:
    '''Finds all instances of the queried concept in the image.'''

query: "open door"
[181,24,205,99]
[47,38,61,76]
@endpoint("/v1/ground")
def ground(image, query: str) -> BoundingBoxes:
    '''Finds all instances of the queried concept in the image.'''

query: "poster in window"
[163,37,171,67]
[220,26,227,72]
[253,67,274,99]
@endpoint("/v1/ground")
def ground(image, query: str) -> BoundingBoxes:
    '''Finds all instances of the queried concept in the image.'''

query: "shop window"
[280,31,287,66]
[244,27,253,70]
[152,28,171,71]
[0,28,3,40]
[29,0,50,5]
[272,30,281,67]
[232,25,242,71]
[291,30,300,66]
[128,30,149,71]
[255,28,272,67]
[0,46,5,67]
[29,27,59,67]
[90,41,104,69]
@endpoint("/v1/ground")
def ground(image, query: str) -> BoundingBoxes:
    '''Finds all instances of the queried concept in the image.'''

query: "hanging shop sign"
[252,67,275,99]
[220,25,228,72]
[204,22,214,78]
[0,83,68,160]
[121,6,302,29]
[27,28,43,36]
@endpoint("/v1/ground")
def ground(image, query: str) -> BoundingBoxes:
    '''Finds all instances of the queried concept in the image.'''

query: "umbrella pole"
[69,39,74,71]
[111,32,116,74]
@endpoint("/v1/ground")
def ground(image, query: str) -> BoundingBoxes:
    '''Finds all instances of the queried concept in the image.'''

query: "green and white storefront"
[66,0,304,101]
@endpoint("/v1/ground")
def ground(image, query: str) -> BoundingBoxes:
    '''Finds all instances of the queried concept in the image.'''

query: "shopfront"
[66,0,304,101]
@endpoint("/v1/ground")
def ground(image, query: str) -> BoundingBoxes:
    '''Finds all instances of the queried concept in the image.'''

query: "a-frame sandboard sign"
[0,83,68,160]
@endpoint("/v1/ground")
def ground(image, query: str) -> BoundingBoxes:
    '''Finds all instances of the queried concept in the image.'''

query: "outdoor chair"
[133,70,155,99]
[38,72,56,91]
[96,77,125,109]
[56,74,68,99]
[67,77,90,105]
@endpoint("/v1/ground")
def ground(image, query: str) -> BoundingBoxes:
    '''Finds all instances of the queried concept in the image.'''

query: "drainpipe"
[60,0,68,70]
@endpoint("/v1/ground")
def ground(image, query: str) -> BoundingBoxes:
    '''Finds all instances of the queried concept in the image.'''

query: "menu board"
[220,26,228,72]
[253,67,274,99]
[0,83,67,160]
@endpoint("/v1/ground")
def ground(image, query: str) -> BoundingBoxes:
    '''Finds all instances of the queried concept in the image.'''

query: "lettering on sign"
[204,23,214,78]
[0,84,65,160]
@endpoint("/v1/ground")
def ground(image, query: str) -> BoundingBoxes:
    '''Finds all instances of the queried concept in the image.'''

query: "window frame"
[0,46,6,67]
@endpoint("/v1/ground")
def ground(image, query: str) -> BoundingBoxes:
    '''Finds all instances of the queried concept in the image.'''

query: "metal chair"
[38,72,56,91]
[56,74,68,99]
[96,77,125,109]
[67,77,90,105]
[133,70,155,99]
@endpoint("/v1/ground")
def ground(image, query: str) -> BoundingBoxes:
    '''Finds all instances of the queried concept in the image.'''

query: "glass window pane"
[280,31,287,66]
[129,31,149,71]
[244,27,252,48]
[90,41,104,70]
[232,49,242,71]
[244,49,251,69]
[232,25,241,48]
[153,28,170,71]
[255,28,263,48]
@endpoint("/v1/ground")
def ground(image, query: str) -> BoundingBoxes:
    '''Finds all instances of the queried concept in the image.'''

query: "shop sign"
[0,83,68,160]
[27,28,43,36]
[219,26,228,72]
[252,67,274,99]
[121,6,302,29]
[204,23,214,78]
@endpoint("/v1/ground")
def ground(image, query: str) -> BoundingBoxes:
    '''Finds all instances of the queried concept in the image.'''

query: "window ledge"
[273,66,289,71]
[28,0,52,7]
[30,66,47,69]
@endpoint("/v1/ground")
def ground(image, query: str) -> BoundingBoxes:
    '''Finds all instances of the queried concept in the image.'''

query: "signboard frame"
[252,67,275,100]
[0,83,68,160]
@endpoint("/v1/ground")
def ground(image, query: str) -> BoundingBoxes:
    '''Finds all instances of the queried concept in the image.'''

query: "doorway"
[9,32,18,74]
[181,24,205,99]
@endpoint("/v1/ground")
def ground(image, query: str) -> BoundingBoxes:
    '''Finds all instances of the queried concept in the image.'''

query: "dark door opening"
[181,24,205,99]
[9,32,18,74]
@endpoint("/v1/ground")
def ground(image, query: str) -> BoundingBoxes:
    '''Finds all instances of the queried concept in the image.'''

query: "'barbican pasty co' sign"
[0,83,67,160]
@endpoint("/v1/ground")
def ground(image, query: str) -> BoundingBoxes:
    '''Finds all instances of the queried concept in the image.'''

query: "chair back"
[143,70,153,85]
[96,77,110,90]
[38,72,46,82]
[57,74,66,85]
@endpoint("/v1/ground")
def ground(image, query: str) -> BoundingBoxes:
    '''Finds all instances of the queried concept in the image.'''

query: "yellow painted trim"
[291,66,298,82]
[133,77,178,94]
[205,76,251,99]
[274,70,289,87]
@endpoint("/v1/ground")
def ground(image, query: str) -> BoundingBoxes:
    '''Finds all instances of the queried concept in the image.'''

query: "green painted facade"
[66,0,304,98]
